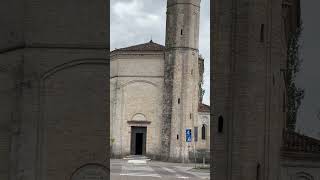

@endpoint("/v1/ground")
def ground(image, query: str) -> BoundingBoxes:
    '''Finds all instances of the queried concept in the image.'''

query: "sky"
[110,0,210,105]
[295,1,320,138]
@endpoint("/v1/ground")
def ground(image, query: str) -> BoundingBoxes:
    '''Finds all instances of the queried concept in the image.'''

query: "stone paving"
[111,157,210,180]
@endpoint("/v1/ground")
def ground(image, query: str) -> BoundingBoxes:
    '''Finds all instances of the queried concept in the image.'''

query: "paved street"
[111,157,210,180]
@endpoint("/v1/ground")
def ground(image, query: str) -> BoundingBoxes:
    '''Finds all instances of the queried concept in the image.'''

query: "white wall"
[110,51,164,158]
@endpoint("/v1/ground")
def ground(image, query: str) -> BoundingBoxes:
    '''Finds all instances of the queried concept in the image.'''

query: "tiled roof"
[112,40,165,52]
[198,103,210,113]
[282,130,320,154]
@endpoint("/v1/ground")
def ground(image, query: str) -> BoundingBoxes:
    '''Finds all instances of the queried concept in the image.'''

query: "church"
[110,0,210,162]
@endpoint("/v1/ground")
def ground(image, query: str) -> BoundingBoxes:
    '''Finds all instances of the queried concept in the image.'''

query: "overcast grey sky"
[296,1,320,138]
[110,0,210,105]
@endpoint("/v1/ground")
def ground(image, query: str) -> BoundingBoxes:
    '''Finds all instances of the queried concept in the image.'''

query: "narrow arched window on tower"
[202,124,206,140]
[283,91,286,112]
[256,163,261,180]
[178,98,180,104]
[273,75,275,85]
[181,29,183,35]
[194,127,198,142]
[218,116,224,133]
[177,134,179,140]
[260,24,265,42]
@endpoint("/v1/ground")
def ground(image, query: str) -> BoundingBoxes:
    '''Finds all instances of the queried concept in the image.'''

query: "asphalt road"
[111,158,209,180]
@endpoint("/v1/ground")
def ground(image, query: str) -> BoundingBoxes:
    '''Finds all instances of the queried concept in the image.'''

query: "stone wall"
[281,156,320,180]
[110,51,164,158]
[1,50,108,180]
[163,0,201,163]
[195,112,210,150]
[0,0,108,179]
[212,0,287,179]
[0,0,24,51]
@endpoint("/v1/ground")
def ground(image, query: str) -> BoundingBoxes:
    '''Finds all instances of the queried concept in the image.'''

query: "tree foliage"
[199,56,205,103]
[286,22,305,131]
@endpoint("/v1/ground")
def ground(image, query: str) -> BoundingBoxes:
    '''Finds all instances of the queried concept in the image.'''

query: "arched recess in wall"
[41,59,108,80]
[119,80,160,125]
[70,163,109,180]
[37,59,108,179]
[120,80,162,115]
[294,172,314,180]
[120,80,159,89]
[202,124,207,140]
[131,113,147,121]
[218,115,224,133]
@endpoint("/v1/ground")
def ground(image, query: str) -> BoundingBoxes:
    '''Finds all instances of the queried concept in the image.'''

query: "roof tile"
[199,103,210,112]
[113,40,165,52]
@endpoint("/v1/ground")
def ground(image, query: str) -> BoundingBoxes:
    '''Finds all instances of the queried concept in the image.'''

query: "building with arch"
[110,0,211,162]
[110,39,210,161]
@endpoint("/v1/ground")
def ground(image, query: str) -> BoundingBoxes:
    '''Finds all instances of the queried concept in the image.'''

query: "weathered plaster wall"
[0,0,108,179]
[24,0,107,47]
[0,51,22,180]
[110,52,164,158]
[281,157,320,180]
[195,112,210,150]
[163,0,201,162]
[0,0,24,50]
[212,0,287,179]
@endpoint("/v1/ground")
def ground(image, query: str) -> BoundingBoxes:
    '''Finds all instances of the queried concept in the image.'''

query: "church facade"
[110,0,210,162]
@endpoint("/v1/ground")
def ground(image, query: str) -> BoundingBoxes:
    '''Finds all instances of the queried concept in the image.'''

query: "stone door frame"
[130,126,147,155]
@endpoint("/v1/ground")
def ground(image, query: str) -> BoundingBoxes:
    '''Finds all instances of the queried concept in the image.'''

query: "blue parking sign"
[186,129,192,142]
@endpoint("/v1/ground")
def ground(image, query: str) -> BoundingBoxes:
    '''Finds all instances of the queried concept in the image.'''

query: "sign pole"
[194,140,196,168]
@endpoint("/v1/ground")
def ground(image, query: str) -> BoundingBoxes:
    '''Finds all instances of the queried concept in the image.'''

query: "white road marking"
[123,165,154,171]
[120,173,161,178]
[162,166,189,179]
[177,176,189,179]
[112,159,210,179]
[128,159,147,164]
[161,167,176,173]
[121,161,161,178]
[174,166,210,179]
[174,166,193,171]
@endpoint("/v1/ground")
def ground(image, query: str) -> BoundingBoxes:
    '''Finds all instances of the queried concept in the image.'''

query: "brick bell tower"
[161,0,201,162]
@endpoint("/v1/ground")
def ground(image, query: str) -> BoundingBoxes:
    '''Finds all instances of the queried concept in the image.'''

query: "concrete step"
[123,155,151,161]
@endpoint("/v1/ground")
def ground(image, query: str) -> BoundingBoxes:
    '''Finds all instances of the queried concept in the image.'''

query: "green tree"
[286,22,305,131]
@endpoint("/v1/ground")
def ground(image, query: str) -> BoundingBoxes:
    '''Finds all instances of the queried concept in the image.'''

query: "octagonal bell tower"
[161,0,201,162]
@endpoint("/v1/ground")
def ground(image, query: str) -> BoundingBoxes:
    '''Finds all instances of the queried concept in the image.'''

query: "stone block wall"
[110,52,164,158]
[212,0,287,179]
[163,0,201,163]
[0,0,108,179]
[280,156,320,180]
